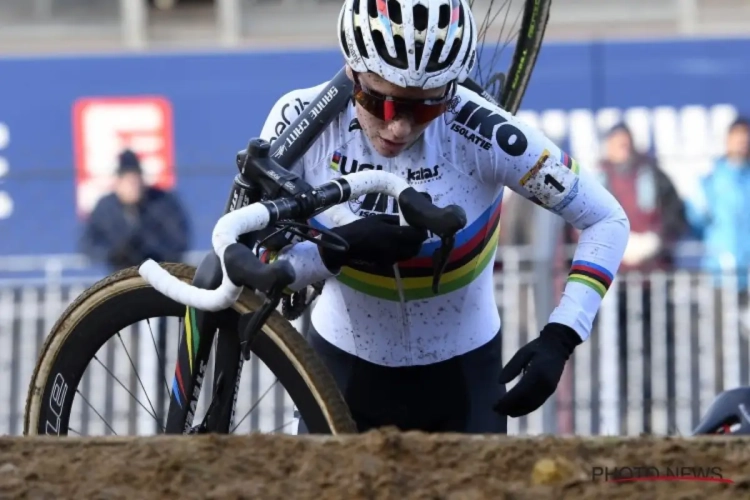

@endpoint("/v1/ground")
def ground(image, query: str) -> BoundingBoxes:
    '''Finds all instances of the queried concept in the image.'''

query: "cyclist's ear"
[345,65,354,82]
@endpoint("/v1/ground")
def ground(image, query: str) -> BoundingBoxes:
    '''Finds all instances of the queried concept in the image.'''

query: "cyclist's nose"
[388,116,413,140]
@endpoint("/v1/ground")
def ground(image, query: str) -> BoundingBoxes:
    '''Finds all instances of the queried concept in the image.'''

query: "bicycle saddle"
[692,386,750,435]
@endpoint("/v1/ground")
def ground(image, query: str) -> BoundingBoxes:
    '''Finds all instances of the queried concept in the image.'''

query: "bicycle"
[24,0,552,437]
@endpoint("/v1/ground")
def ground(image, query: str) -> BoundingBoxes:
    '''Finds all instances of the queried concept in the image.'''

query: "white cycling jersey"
[258,81,629,367]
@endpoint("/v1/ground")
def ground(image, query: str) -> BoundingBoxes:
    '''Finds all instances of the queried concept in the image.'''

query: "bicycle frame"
[162,67,354,433]
[162,68,497,434]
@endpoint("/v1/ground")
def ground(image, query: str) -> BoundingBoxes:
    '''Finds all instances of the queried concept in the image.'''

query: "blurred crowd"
[502,115,750,431]
[502,116,750,280]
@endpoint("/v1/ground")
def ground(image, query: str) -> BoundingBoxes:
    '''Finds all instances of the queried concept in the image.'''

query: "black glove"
[493,322,582,417]
[319,214,428,271]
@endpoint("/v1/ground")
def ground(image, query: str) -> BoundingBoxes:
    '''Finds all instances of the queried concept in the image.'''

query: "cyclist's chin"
[374,137,409,157]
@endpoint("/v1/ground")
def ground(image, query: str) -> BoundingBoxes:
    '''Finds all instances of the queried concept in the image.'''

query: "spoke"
[92,354,163,429]
[67,427,81,436]
[231,378,280,433]
[116,331,160,423]
[270,419,297,434]
[75,389,118,436]
[486,7,523,92]
[469,0,523,93]
[490,0,516,43]
[146,318,171,398]
[472,0,506,85]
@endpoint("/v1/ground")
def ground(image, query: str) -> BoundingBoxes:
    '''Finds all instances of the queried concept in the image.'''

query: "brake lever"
[431,234,456,294]
[238,285,285,361]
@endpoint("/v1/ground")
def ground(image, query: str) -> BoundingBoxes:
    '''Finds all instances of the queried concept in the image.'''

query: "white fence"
[2,248,749,437]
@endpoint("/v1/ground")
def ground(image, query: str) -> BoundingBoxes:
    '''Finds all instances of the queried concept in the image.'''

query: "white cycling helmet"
[337,0,478,89]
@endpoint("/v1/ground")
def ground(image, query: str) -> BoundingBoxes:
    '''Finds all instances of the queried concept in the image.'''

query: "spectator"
[598,123,688,271]
[596,123,687,433]
[687,117,750,287]
[685,116,750,392]
[80,149,191,272]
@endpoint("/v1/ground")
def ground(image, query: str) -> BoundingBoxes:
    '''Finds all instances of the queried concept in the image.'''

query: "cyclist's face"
[354,72,449,158]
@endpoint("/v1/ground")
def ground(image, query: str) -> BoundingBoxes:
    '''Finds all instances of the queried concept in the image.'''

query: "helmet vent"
[413,4,428,31]
[438,4,449,28]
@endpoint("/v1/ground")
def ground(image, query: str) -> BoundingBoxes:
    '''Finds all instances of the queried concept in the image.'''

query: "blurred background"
[3,0,750,438]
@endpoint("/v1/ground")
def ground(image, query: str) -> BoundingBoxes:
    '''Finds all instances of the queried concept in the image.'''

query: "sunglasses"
[352,72,454,125]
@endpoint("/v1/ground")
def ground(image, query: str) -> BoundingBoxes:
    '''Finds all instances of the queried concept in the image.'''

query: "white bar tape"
[212,203,271,255]
[327,170,411,226]
[138,259,241,311]
[345,169,410,199]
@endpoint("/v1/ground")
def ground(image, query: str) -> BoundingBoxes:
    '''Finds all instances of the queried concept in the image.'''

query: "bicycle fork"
[163,251,242,434]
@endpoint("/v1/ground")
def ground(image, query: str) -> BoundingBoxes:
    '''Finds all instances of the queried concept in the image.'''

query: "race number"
[519,149,580,212]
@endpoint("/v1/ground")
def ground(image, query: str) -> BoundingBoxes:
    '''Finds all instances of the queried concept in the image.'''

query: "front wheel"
[470,0,552,113]
[24,264,356,436]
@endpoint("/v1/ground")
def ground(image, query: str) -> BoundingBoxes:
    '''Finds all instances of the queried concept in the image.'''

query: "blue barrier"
[1,37,749,255]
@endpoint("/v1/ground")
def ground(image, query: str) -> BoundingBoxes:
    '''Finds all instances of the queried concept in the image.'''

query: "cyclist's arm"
[484,116,629,342]
[255,84,338,292]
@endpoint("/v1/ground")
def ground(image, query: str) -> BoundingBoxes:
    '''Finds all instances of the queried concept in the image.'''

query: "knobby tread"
[24,263,356,435]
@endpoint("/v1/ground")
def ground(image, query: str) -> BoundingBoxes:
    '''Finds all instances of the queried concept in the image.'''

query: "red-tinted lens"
[353,86,448,125]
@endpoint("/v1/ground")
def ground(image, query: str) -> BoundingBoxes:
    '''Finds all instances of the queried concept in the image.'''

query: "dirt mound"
[1,430,749,499]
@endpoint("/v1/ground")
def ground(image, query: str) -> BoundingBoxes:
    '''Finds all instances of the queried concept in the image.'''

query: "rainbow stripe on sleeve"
[568,260,614,298]
[560,150,580,174]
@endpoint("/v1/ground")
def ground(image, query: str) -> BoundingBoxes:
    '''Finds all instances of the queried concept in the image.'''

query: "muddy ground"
[1,429,749,499]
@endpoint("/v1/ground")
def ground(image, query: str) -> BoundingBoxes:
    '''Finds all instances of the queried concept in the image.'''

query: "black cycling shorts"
[297,325,507,434]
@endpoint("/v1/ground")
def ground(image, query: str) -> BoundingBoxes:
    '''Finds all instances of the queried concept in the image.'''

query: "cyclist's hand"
[493,323,582,418]
[320,214,428,272]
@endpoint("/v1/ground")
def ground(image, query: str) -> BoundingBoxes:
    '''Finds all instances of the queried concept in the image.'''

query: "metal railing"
[2,247,748,436]
[1,0,750,53]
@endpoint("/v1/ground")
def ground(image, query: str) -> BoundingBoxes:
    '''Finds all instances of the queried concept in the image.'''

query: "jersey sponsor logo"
[447,94,462,114]
[449,122,492,150]
[72,96,175,217]
[329,152,383,175]
[329,151,398,216]
[450,100,528,156]
[269,97,310,143]
[407,165,441,183]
